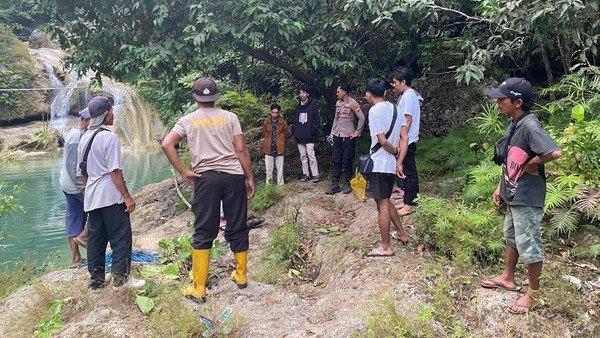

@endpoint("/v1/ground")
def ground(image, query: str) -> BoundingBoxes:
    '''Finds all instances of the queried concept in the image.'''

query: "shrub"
[0,25,37,122]
[250,182,284,212]
[415,196,504,267]
[416,128,487,179]
[254,219,302,284]
[217,90,267,131]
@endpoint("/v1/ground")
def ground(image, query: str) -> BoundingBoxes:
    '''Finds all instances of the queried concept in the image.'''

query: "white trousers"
[265,155,285,186]
[297,143,319,177]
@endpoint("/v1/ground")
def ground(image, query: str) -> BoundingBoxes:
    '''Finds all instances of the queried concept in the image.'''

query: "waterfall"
[31,48,163,149]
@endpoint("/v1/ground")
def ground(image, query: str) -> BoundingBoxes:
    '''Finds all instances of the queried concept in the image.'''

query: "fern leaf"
[545,183,571,212]
[549,208,580,238]
[574,187,600,217]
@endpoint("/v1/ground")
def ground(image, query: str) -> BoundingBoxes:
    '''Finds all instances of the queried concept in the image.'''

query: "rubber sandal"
[73,237,87,248]
[365,248,395,257]
[481,278,522,292]
[391,230,409,245]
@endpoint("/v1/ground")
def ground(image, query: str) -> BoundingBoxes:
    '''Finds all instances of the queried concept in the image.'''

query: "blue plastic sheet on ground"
[78,250,158,272]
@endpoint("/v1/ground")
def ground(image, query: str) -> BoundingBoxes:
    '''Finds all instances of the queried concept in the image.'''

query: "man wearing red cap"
[162,77,255,303]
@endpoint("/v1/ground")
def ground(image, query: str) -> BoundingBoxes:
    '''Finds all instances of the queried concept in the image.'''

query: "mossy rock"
[0,25,41,124]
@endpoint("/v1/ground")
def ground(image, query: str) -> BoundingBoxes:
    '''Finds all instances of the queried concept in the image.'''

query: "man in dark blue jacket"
[291,85,321,182]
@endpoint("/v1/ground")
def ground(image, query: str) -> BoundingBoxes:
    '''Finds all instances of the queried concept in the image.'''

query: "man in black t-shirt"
[482,78,562,314]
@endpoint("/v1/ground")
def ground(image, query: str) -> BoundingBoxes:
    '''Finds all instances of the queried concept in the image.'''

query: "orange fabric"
[262,117,288,155]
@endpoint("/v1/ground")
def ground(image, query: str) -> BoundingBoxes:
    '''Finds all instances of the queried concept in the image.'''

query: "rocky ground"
[1,177,597,337]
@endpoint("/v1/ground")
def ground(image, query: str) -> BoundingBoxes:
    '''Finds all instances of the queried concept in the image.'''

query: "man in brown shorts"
[162,77,255,303]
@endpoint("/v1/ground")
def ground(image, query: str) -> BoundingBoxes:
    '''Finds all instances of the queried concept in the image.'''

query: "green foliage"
[254,219,302,284]
[250,182,285,212]
[417,128,487,179]
[462,161,502,204]
[0,0,49,36]
[355,294,434,338]
[34,297,71,338]
[469,102,506,140]
[158,234,192,265]
[135,295,155,314]
[0,24,37,121]
[149,284,205,337]
[415,196,504,267]
[217,90,267,131]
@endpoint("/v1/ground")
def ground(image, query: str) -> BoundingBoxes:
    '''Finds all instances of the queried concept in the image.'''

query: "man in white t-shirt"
[77,96,144,290]
[364,78,411,257]
[391,67,423,216]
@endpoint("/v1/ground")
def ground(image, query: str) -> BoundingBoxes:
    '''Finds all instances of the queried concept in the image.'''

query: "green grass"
[253,219,302,284]
[353,294,435,338]
[250,182,285,212]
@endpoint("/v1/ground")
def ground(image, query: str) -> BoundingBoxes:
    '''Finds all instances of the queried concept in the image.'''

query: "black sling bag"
[79,128,106,178]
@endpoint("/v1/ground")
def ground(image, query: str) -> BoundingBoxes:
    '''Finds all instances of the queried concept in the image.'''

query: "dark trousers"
[402,142,419,206]
[191,171,249,253]
[331,136,356,184]
[87,203,132,283]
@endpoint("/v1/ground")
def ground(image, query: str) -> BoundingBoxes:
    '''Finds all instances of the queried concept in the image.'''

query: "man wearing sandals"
[162,77,255,303]
[482,78,562,313]
[60,108,91,268]
[363,78,411,257]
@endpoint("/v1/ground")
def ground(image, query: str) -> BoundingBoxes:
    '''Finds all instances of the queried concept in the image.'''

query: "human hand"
[246,178,255,198]
[492,187,503,207]
[523,161,539,175]
[349,132,358,139]
[124,195,136,213]
[396,163,405,178]
[182,170,202,188]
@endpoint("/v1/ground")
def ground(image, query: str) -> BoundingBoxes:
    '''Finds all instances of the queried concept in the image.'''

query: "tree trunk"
[557,35,572,74]
[540,43,555,84]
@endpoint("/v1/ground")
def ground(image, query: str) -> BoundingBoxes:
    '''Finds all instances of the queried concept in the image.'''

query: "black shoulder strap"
[83,128,106,163]
[371,103,398,153]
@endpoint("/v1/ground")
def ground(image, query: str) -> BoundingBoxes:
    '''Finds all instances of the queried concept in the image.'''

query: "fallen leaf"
[589,309,597,316]
[417,244,425,252]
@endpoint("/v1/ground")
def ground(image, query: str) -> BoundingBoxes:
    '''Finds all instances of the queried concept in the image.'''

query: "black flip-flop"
[481,279,522,292]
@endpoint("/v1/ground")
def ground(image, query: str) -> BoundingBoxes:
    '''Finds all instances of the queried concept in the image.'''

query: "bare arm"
[404,114,413,132]
[523,150,562,174]
[110,169,135,212]
[234,134,255,198]
[376,133,399,155]
[396,126,409,178]
[161,131,201,187]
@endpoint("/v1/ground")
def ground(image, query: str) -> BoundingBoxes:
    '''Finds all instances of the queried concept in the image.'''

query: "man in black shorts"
[363,78,410,257]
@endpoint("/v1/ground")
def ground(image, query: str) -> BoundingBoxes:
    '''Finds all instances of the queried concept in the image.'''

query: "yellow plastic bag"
[350,168,367,202]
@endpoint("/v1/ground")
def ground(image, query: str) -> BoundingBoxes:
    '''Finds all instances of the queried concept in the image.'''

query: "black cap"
[485,78,533,106]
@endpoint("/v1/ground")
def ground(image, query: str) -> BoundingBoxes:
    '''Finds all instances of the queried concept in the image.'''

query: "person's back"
[162,77,255,304]
[173,107,243,175]
[369,101,405,174]
[77,96,143,291]
[79,129,123,212]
